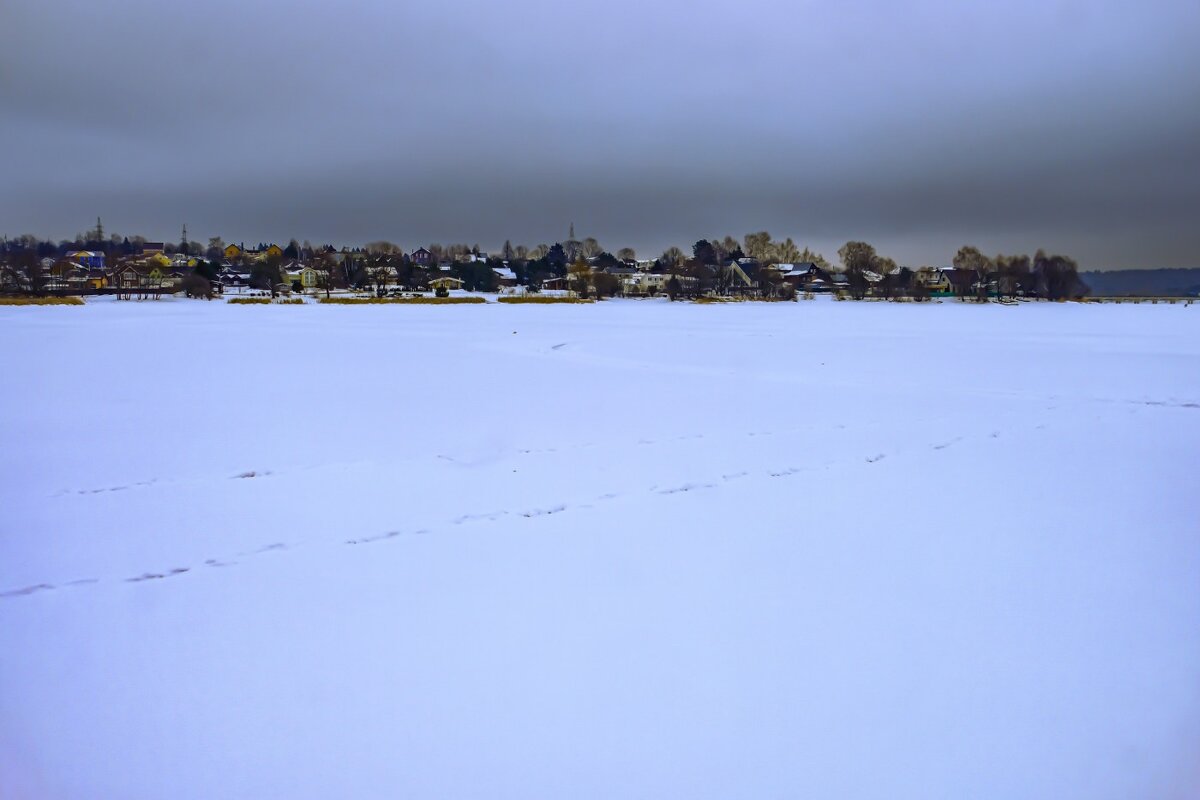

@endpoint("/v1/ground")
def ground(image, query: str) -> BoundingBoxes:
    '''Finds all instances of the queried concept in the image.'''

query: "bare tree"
[251,254,285,297]
[365,241,401,255]
[757,265,784,298]
[5,250,45,295]
[581,237,603,259]
[659,246,685,269]
[876,258,905,300]
[719,235,741,259]
[838,241,876,300]
[1034,250,1086,300]
[953,246,993,302]
[568,259,592,298]
[775,238,801,264]
[367,254,396,295]
[743,231,773,261]
[797,246,830,270]
[995,254,1030,299]
[910,269,933,302]
[310,250,340,298]
[617,247,636,261]
[563,231,582,262]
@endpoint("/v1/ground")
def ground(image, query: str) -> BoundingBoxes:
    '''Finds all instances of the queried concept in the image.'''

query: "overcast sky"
[2,0,1198,267]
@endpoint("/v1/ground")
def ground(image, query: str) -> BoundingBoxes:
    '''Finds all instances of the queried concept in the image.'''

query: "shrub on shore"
[227,297,271,304]
[497,296,594,304]
[0,296,85,305]
[319,296,486,305]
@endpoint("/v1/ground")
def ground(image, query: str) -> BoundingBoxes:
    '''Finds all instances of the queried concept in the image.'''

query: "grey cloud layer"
[3,0,1198,267]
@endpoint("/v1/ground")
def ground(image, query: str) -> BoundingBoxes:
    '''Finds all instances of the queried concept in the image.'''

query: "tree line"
[2,227,1087,302]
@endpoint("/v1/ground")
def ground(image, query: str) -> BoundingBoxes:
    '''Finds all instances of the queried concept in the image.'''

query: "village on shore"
[2,222,1094,303]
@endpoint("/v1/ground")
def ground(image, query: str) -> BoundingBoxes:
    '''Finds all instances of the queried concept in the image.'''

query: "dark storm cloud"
[2,0,1198,267]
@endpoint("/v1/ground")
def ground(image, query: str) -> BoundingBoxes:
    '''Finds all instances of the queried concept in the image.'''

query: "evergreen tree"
[546,243,567,275]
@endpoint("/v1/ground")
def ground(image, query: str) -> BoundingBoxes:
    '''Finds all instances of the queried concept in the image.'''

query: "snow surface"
[2,297,1199,799]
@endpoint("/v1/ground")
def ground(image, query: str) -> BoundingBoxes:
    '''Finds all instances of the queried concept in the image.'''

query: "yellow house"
[146,252,171,268]
[916,267,952,295]
[224,243,281,263]
[429,276,464,291]
[299,267,326,289]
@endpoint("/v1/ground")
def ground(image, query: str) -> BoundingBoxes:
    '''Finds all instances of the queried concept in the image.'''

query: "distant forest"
[1081,269,1200,297]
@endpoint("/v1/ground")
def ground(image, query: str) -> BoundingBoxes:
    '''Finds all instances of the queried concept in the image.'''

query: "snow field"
[2,297,1199,799]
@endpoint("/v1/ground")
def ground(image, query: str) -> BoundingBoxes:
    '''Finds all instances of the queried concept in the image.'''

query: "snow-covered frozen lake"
[2,297,1198,799]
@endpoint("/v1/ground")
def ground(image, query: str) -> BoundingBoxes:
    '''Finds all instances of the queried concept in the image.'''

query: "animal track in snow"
[0,583,55,599]
[1140,400,1199,409]
[126,567,189,583]
[453,511,508,524]
[57,478,158,497]
[768,467,803,477]
[346,529,430,545]
[522,505,567,517]
[657,482,716,495]
[865,454,887,463]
